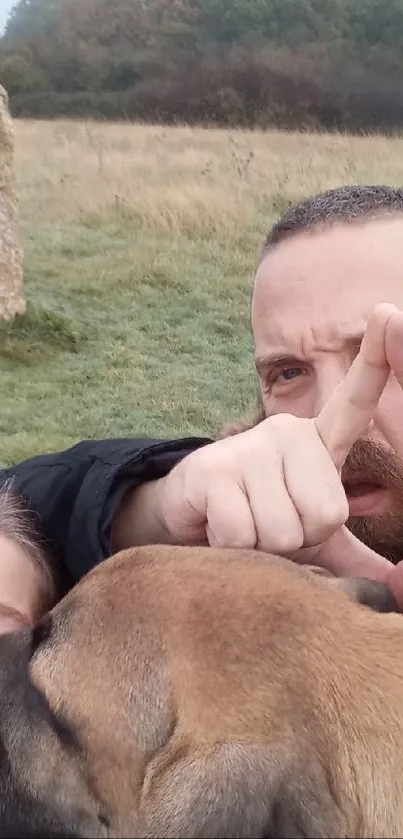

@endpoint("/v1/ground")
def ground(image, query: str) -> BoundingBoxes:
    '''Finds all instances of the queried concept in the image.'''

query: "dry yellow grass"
[1,119,403,466]
[15,120,403,235]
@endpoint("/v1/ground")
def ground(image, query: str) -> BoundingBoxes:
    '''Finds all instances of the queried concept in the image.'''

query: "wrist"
[111,477,172,553]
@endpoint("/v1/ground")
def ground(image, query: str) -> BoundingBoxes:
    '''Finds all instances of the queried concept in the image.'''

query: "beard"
[343,438,403,565]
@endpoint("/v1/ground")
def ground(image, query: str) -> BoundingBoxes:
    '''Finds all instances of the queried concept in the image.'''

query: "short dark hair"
[262,184,403,256]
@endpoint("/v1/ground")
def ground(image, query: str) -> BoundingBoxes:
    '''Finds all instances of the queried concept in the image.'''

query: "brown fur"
[0,544,402,837]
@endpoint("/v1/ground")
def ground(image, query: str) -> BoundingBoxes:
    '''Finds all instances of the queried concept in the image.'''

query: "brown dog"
[1,544,403,838]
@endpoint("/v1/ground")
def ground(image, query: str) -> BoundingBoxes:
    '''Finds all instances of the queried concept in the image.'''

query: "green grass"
[0,216,261,467]
[4,118,403,468]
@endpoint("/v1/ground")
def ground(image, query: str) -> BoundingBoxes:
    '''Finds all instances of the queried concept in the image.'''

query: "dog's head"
[1,546,402,838]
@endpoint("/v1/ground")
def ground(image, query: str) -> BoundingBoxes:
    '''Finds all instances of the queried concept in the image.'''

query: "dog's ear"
[142,741,347,838]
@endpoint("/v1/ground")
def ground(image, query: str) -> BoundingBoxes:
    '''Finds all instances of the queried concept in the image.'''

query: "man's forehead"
[255,215,403,292]
[252,215,403,350]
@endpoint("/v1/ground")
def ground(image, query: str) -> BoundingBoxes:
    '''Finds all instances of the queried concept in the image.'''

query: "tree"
[5,0,63,39]
[2,0,403,132]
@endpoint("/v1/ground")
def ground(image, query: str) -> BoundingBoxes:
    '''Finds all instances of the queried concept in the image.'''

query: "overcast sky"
[0,0,14,33]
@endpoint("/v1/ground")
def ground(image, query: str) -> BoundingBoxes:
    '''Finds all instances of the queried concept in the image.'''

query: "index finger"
[315,303,397,468]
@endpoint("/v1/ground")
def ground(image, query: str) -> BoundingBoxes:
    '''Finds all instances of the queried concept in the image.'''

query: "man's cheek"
[0,604,32,635]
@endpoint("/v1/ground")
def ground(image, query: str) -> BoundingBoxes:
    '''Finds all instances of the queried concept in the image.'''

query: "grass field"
[1,120,403,467]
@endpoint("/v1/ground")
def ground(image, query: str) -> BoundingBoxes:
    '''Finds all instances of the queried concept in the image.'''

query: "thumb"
[295,526,394,581]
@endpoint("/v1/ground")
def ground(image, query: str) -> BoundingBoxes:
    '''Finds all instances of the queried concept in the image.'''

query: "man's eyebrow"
[255,332,365,374]
[254,353,299,373]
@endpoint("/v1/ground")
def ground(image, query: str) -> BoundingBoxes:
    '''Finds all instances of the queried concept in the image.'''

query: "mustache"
[343,438,403,565]
[342,438,403,490]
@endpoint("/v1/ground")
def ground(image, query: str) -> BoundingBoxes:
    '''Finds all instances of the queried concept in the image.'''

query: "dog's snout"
[340,578,400,614]
[305,565,401,615]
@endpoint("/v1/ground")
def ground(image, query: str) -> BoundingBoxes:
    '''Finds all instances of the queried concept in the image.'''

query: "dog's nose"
[341,578,400,614]
[305,565,401,614]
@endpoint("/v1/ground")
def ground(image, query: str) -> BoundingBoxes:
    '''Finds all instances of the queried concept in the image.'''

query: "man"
[0,481,58,633]
[2,183,403,615]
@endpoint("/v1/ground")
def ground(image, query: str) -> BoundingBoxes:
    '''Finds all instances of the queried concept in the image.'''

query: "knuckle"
[303,498,349,546]
[322,495,350,528]
[266,414,317,450]
[269,527,304,556]
[266,413,306,433]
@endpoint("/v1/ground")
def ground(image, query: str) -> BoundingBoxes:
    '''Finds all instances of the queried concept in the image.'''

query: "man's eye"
[279,367,304,381]
[264,365,308,391]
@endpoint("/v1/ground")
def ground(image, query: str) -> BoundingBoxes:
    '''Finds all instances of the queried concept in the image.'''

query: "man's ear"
[142,741,347,838]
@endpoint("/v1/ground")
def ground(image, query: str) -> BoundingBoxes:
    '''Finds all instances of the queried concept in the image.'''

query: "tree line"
[1,0,403,132]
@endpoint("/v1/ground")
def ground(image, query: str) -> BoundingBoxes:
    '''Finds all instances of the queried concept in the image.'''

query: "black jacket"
[0,437,210,591]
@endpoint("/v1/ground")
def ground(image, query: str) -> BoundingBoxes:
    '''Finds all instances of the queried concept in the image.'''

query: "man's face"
[0,534,44,634]
[251,216,403,563]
